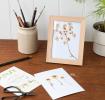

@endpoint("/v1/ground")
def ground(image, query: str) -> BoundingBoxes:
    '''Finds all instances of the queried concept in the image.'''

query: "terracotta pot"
[17,25,38,54]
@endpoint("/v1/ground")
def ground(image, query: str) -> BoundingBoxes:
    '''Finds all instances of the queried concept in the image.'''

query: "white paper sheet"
[34,68,85,100]
[0,66,40,94]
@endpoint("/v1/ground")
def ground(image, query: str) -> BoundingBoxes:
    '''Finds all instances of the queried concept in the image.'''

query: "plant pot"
[17,25,38,54]
[93,22,105,56]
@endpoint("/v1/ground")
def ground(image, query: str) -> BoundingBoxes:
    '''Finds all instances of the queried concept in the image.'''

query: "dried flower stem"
[52,75,63,85]
[46,78,55,89]
[65,34,77,60]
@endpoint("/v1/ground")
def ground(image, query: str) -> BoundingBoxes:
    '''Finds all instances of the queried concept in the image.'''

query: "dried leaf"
[59,31,62,35]
[67,38,70,41]
[56,24,59,31]
[55,37,59,41]
[73,33,76,37]
[61,37,63,40]
[63,24,67,30]
[64,41,67,45]
[69,32,72,34]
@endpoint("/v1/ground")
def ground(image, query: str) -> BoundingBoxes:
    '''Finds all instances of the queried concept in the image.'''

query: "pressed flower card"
[34,68,85,100]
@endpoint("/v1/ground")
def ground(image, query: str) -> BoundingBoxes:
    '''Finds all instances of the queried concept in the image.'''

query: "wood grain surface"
[0,40,105,100]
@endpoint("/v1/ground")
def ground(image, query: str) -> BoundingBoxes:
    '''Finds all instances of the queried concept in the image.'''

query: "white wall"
[0,0,11,39]
[0,0,98,41]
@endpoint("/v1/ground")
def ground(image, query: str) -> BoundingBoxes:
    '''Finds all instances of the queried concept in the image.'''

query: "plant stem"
[65,34,77,60]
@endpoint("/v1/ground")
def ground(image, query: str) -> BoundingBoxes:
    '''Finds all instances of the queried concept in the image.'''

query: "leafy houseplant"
[76,0,105,56]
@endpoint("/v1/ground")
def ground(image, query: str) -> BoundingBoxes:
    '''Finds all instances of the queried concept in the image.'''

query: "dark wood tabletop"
[0,40,105,100]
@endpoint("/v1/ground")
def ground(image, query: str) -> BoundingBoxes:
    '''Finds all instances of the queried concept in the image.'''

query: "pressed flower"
[52,75,63,85]
[54,22,77,59]
[46,78,54,88]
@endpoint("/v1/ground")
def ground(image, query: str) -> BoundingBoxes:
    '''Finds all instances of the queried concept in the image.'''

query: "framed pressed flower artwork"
[46,16,85,65]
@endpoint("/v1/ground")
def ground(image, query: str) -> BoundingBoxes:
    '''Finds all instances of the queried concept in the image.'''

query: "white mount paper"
[34,68,85,100]
[0,66,40,93]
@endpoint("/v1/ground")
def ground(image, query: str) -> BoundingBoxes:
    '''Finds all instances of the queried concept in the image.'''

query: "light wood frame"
[46,16,85,66]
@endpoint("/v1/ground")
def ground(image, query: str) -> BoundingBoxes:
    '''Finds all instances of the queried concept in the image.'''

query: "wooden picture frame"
[46,16,85,66]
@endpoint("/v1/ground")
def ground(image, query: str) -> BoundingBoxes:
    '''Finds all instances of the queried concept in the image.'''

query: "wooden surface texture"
[0,40,105,100]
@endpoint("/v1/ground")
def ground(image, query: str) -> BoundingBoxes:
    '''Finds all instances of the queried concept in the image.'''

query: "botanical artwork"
[35,68,85,99]
[52,21,80,60]
[46,74,70,89]
[0,67,40,93]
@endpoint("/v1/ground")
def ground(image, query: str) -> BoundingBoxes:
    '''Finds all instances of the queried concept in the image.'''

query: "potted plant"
[76,0,105,56]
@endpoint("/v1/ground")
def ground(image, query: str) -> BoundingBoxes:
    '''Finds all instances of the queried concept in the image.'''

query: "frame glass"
[46,16,85,66]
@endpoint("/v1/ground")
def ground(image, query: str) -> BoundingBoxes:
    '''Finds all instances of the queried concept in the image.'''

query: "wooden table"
[0,40,105,100]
